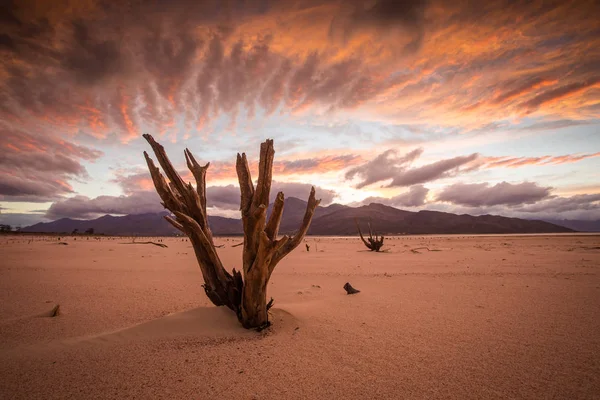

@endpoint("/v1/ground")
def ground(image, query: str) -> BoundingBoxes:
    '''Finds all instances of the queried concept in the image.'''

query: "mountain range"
[21,197,586,235]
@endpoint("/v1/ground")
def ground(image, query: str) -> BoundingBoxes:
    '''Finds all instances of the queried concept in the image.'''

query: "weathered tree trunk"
[355,218,384,252]
[143,135,320,329]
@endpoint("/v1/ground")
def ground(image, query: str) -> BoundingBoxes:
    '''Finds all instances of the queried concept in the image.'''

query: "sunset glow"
[1,0,599,227]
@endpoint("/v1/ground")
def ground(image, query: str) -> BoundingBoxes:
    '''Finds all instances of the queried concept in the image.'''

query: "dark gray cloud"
[0,174,72,200]
[330,0,428,53]
[61,20,126,85]
[45,191,163,220]
[425,190,600,221]
[514,193,600,214]
[437,181,552,207]
[206,185,239,210]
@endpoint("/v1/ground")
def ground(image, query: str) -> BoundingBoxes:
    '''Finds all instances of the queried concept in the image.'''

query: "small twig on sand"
[121,241,168,248]
[231,241,244,248]
[408,247,440,253]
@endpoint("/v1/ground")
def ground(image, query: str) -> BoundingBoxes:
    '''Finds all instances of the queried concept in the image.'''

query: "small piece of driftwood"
[49,304,60,317]
[343,282,360,294]
[37,304,60,318]
[231,241,244,248]
[122,241,168,248]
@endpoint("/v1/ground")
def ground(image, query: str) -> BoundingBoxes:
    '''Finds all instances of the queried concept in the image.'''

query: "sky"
[1,0,599,228]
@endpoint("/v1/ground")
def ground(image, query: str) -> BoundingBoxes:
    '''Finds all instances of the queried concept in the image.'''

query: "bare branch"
[265,192,284,241]
[143,151,181,213]
[164,215,184,232]
[236,153,254,214]
[272,186,320,264]
[184,149,209,212]
[355,218,370,248]
[253,139,275,210]
[143,134,187,196]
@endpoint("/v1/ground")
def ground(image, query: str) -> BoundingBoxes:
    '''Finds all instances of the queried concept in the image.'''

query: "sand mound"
[15,306,300,355]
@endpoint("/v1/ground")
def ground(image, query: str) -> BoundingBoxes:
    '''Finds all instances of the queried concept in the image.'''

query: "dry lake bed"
[1,234,599,399]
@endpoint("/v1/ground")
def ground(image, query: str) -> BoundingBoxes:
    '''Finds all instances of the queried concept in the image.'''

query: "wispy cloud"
[480,152,600,168]
[437,181,552,207]
[346,148,477,188]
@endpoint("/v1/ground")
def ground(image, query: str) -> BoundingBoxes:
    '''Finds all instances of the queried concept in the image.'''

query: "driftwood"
[37,304,60,318]
[343,282,360,294]
[231,241,244,248]
[143,135,320,329]
[122,241,168,248]
[408,247,440,253]
[355,219,384,252]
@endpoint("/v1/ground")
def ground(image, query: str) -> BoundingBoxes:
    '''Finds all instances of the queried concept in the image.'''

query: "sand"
[0,234,599,399]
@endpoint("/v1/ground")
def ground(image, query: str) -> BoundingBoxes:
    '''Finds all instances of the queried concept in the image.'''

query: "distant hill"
[307,202,573,235]
[22,212,241,236]
[542,219,600,232]
[22,198,574,236]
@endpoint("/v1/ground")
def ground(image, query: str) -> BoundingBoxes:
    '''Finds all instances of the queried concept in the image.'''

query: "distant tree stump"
[355,219,384,252]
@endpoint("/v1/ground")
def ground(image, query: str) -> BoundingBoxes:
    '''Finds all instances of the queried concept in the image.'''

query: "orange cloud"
[481,152,600,168]
[521,78,600,113]
[1,0,599,143]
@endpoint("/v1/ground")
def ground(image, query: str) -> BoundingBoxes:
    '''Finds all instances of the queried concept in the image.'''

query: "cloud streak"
[346,148,477,188]
[437,182,552,207]
[480,152,600,169]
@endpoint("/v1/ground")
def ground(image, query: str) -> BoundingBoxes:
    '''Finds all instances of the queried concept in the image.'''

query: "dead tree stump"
[355,218,384,252]
[143,135,320,329]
